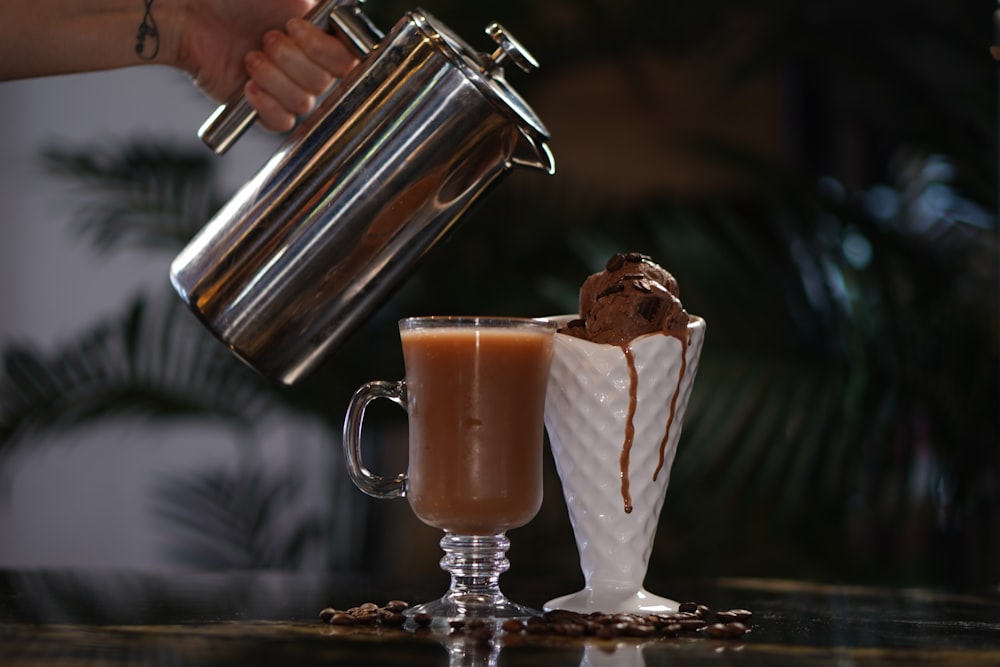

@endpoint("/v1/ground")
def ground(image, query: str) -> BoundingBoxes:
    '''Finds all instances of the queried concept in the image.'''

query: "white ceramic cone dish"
[543,314,706,614]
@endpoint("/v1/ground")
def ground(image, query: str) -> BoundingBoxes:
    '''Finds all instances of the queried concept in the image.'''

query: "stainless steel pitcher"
[169,0,554,385]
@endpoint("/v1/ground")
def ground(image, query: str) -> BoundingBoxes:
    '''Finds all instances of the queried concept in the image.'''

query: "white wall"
[0,66,339,570]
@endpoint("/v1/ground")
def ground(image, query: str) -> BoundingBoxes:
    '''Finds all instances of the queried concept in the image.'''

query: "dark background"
[0,0,996,591]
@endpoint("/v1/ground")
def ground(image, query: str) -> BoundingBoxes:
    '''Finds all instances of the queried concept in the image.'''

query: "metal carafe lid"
[411,11,554,172]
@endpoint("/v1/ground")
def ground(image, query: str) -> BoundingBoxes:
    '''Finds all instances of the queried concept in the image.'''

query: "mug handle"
[342,380,408,499]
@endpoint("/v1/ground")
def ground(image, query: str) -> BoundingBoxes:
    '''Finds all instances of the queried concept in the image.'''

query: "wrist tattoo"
[135,0,160,60]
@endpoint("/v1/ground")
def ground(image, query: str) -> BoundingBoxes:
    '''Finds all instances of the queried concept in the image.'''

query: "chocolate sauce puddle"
[618,330,690,514]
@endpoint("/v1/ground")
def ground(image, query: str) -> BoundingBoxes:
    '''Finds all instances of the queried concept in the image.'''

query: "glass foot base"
[544,587,677,615]
[405,594,539,628]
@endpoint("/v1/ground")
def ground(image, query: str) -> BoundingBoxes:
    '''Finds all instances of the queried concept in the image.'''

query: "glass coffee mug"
[343,316,557,625]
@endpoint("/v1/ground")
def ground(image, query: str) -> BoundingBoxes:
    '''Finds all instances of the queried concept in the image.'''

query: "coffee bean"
[716,608,753,623]
[611,613,642,625]
[595,623,625,639]
[625,624,657,638]
[678,602,699,614]
[706,623,729,639]
[543,609,583,624]
[353,611,379,625]
[329,612,357,625]
[554,623,585,637]
[413,613,432,627]
[662,623,682,637]
[524,617,549,635]
[677,618,707,631]
[672,611,700,621]
[319,607,336,623]
[500,619,525,633]
[384,600,410,613]
[606,253,627,271]
[379,610,406,626]
[725,622,749,637]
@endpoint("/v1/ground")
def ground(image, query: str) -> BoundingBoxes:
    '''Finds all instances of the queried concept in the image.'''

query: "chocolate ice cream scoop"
[561,252,688,345]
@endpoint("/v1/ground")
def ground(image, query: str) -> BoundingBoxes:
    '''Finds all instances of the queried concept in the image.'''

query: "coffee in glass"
[343,316,556,625]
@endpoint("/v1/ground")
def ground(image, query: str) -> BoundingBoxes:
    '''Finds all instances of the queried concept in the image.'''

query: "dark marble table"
[2,569,999,666]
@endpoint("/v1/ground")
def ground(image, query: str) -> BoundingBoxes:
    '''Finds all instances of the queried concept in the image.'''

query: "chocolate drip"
[619,347,639,514]
[653,333,689,482]
[617,329,690,513]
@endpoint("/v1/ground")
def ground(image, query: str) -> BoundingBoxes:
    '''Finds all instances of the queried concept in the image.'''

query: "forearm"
[0,0,184,80]
[0,0,355,127]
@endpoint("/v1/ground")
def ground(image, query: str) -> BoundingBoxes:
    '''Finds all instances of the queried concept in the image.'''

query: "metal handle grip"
[198,0,381,155]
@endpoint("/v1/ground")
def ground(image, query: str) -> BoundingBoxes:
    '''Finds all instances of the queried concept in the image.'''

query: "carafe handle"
[198,0,383,155]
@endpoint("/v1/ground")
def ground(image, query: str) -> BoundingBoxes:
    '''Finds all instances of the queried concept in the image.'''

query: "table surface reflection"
[2,570,1000,666]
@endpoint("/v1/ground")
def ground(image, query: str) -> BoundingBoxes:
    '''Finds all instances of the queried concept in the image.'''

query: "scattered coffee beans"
[320,600,413,628]
[488,605,751,640]
[319,600,752,641]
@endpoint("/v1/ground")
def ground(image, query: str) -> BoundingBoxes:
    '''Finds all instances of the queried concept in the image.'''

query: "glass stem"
[404,531,537,623]
[439,532,509,606]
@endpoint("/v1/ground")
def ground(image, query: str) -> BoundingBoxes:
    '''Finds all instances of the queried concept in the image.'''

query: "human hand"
[174,0,358,132]
[243,18,359,132]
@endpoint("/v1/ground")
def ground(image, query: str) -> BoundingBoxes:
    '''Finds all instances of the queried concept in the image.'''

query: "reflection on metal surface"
[172,5,554,385]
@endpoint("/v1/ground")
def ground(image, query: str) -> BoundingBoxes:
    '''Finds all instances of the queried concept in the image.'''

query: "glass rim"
[398,316,557,331]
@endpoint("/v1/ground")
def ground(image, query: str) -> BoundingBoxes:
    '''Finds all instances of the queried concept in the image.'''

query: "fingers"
[244,20,359,133]
[243,78,300,133]
[286,19,359,78]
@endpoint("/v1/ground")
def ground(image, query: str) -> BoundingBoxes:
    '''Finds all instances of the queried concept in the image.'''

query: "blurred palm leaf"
[149,467,326,569]
[42,141,221,253]
[0,290,276,463]
[2,141,360,571]
[1,142,271,463]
